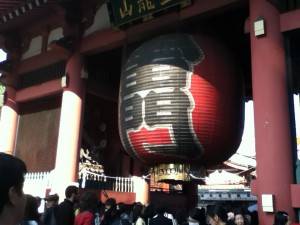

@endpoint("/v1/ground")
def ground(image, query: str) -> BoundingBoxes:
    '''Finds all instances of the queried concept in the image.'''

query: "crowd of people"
[0,153,293,225]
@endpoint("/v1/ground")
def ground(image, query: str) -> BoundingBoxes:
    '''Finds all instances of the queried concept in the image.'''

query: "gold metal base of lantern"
[153,164,191,183]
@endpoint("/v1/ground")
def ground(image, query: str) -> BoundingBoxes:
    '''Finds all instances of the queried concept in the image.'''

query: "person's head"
[132,203,144,223]
[233,209,247,225]
[176,209,188,225]
[23,194,39,222]
[188,208,202,225]
[45,194,59,208]
[206,204,228,225]
[228,212,234,221]
[233,208,249,225]
[65,185,79,202]
[105,198,116,211]
[0,153,27,224]
[154,202,167,215]
[117,202,128,215]
[274,211,291,225]
[35,197,41,208]
[79,191,98,212]
[235,214,246,225]
[144,203,155,219]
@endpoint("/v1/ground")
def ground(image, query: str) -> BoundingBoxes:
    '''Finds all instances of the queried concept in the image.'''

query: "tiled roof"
[228,153,256,168]
[0,0,73,33]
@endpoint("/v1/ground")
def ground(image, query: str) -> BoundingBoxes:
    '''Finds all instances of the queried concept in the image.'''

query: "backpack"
[120,218,131,225]
[95,212,101,225]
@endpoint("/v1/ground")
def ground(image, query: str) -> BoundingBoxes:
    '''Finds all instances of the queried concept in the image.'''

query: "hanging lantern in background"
[119,33,245,182]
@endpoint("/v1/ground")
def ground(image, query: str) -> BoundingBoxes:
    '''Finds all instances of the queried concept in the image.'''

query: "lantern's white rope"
[82,168,87,188]
[80,169,254,188]
[142,174,151,180]
[80,170,151,188]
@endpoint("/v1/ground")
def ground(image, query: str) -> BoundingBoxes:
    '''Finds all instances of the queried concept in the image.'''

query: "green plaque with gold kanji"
[107,0,190,27]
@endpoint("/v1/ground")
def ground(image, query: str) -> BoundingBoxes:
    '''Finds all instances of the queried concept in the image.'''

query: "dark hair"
[155,203,167,215]
[144,203,156,221]
[105,198,117,207]
[0,153,27,214]
[189,207,203,223]
[206,204,228,223]
[118,202,128,214]
[24,194,40,222]
[233,208,248,225]
[65,185,78,198]
[102,198,117,225]
[132,203,144,223]
[79,191,98,212]
[45,194,59,202]
[274,211,289,225]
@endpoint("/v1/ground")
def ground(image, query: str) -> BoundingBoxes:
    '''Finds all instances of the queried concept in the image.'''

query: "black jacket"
[42,206,54,225]
[53,199,75,225]
[149,214,173,225]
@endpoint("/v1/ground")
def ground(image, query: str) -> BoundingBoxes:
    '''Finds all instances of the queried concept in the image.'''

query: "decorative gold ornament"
[153,164,190,183]
[79,148,105,180]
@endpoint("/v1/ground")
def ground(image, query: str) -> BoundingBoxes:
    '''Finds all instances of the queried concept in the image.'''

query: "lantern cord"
[81,169,151,188]
[142,173,151,180]
[83,170,128,179]
[81,167,255,182]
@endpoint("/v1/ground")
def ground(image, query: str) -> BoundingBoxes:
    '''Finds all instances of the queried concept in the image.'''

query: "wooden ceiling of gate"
[0,0,73,33]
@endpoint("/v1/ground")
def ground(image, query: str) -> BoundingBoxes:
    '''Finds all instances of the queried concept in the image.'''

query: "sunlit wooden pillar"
[132,159,150,204]
[0,87,18,155]
[132,176,149,205]
[249,0,295,224]
[52,50,85,198]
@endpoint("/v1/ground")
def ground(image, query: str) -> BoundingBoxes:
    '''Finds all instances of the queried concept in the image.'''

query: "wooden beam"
[15,78,63,103]
[280,8,300,32]
[16,48,71,75]
[244,9,300,34]
[80,29,126,55]
[86,80,118,102]
[180,0,240,19]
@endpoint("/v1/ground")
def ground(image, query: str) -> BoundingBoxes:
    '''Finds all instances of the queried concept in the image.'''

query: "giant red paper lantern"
[119,33,244,181]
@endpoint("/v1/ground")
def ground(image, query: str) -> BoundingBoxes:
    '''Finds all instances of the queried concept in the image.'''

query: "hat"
[45,194,59,202]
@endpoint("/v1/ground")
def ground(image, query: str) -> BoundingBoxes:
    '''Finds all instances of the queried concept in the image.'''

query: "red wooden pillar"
[53,50,85,197]
[0,87,18,155]
[249,0,295,224]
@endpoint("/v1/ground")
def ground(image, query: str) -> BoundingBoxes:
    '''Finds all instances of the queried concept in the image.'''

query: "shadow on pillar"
[182,182,198,209]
